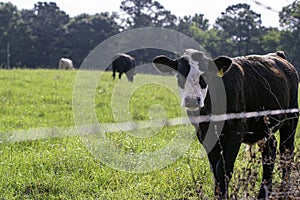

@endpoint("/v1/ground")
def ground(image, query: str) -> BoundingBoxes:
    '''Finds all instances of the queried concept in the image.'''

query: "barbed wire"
[2,108,299,143]
[248,0,281,13]
[188,108,299,124]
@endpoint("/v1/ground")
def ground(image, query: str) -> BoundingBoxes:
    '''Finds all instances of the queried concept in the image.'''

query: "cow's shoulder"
[232,54,282,71]
[266,51,287,60]
[231,52,298,86]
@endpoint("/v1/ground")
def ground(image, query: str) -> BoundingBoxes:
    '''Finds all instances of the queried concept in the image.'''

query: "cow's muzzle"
[183,96,201,111]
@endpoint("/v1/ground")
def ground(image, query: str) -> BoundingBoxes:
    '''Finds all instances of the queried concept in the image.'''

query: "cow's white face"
[153,49,232,111]
[176,51,209,111]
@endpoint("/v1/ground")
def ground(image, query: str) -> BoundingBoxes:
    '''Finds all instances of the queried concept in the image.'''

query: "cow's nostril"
[184,97,200,108]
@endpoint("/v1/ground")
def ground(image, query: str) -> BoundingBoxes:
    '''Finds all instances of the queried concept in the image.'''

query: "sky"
[3,0,292,27]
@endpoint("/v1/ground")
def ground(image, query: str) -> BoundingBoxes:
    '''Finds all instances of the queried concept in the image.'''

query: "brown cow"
[112,53,136,82]
[153,49,299,199]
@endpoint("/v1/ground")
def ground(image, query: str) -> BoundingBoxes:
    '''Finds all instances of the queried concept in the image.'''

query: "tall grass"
[0,69,299,199]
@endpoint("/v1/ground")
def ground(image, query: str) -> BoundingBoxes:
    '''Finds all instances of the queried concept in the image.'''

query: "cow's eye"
[199,75,207,89]
[177,74,185,88]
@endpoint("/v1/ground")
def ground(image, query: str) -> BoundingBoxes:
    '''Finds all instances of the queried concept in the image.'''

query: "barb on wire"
[248,0,281,13]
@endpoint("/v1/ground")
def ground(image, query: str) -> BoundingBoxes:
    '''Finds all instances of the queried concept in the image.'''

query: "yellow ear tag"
[217,68,224,77]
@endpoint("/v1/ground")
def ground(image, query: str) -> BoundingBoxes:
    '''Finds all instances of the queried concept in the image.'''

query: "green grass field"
[0,69,299,199]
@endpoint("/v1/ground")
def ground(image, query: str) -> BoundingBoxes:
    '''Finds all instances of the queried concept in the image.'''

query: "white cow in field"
[59,58,74,70]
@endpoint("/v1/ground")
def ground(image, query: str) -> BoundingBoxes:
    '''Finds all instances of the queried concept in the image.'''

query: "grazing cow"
[112,53,136,82]
[59,58,74,70]
[153,49,299,199]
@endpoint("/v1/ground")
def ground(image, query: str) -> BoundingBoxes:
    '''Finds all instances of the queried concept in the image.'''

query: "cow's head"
[126,70,134,82]
[125,59,136,82]
[153,49,232,111]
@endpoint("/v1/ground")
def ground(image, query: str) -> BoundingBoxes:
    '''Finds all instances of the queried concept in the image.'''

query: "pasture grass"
[0,69,299,199]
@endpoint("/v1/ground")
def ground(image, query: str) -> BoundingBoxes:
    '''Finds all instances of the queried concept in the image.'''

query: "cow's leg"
[112,69,116,80]
[119,72,123,79]
[214,131,241,199]
[257,134,277,199]
[196,122,223,198]
[200,120,243,199]
[207,144,222,197]
[279,115,298,190]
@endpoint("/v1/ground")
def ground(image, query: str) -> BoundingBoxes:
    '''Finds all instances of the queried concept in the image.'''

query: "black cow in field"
[153,49,299,199]
[112,53,136,82]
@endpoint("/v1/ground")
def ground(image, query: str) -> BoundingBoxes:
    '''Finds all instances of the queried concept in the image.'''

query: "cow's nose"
[184,97,200,108]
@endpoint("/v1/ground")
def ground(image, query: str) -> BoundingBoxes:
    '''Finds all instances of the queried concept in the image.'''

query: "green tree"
[215,3,263,56]
[119,0,177,29]
[260,28,281,53]
[280,30,300,72]
[22,2,70,68]
[279,0,300,30]
[65,13,120,67]
[279,0,300,72]
[202,28,224,57]
[177,14,209,37]
[0,2,28,68]
[178,14,209,32]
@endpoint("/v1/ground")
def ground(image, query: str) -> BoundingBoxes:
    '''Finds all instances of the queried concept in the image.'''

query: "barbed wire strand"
[2,108,299,143]
[249,0,281,13]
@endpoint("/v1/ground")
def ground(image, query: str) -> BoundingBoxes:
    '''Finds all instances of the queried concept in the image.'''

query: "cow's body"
[223,54,298,142]
[59,58,73,70]
[112,53,136,82]
[153,49,299,199]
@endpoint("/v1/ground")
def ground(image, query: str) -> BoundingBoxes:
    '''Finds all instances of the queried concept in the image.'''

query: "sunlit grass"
[0,69,299,199]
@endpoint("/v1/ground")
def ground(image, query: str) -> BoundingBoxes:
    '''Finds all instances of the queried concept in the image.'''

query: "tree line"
[0,0,299,72]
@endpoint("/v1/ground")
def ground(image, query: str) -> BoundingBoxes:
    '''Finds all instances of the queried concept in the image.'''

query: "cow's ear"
[153,56,178,73]
[209,56,232,77]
